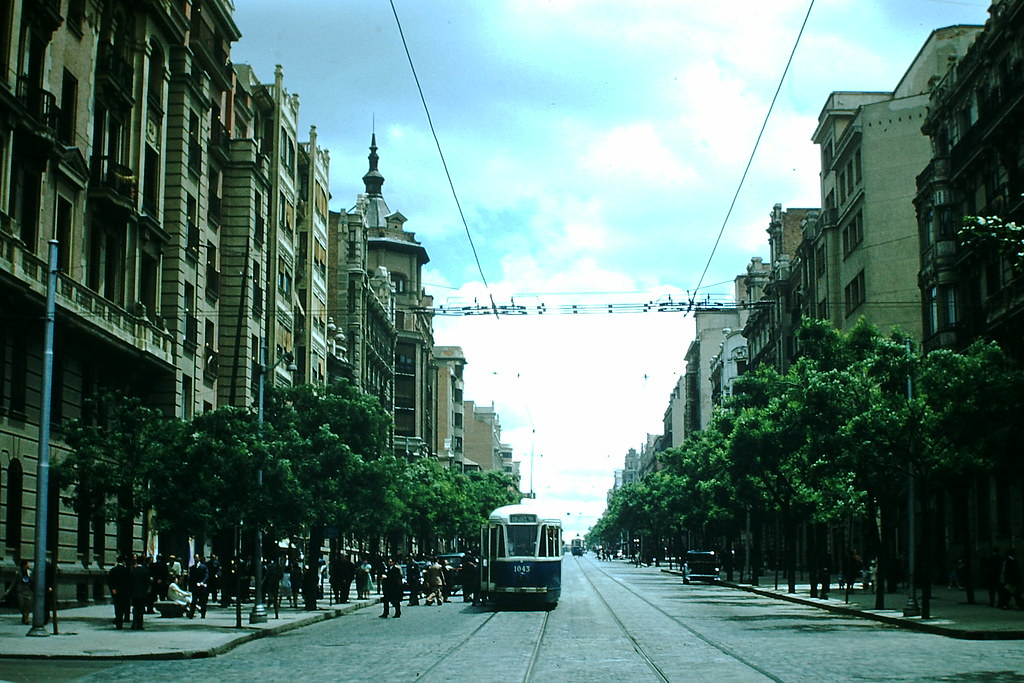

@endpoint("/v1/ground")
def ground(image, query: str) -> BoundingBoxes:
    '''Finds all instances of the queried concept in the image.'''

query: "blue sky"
[231,0,993,539]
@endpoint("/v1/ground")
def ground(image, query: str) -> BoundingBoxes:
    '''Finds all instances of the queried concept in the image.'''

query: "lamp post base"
[249,603,268,624]
[26,626,50,637]
[902,595,920,617]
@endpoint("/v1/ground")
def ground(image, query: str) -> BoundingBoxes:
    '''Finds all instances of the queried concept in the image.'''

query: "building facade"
[806,26,981,340]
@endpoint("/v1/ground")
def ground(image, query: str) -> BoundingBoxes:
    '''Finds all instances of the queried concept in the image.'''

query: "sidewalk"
[659,566,1024,640]
[731,580,1024,639]
[0,595,382,660]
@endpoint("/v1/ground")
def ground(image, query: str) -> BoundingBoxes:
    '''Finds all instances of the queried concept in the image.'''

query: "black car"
[683,550,721,584]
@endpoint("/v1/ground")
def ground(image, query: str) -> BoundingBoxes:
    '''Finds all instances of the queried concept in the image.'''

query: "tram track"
[414,608,551,683]
[577,557,786,682]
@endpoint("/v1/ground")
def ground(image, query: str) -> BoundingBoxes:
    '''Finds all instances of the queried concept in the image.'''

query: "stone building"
[0,0,333,600]
[433,345,467,469]
[744,204,817,373]
[915,0,1024,563]
[805,26,981,340]
[917,1,1024,359]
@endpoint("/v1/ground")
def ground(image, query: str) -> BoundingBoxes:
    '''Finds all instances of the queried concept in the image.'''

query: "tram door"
[480,523,504,595]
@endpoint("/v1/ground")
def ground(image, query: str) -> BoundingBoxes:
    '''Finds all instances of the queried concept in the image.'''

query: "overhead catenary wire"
[692,0,816,298]
[388,0,499,317]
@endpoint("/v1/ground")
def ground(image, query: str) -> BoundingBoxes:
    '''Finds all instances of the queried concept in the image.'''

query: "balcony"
[24,0,63,33]
[16,76,60,135]
[90,156,137,213]
[95,52,135,110]
[210,118,230,162]
[0,229,173,366]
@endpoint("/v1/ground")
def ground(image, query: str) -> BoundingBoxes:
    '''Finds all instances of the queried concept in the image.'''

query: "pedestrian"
[186,554,210,619]
[265,557,282,614]
[129,555,151,630]
[289,560,303,608]
[999,548,1023,610]
[356,557,372,599]
[379,556,403,618]
[168,554,183,584]
[462,555,480,605]
[302,562,318,610]
[107,555,132,629]
[150,554,169,602]
[208,554,222,604]
[8,559,33,625]
[337,553,356,603]
[406,555,421,606]
[984,546,1002,607]
[423,557,445,606]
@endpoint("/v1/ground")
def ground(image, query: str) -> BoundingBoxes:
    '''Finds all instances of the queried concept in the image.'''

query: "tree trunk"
[920,478,932,619]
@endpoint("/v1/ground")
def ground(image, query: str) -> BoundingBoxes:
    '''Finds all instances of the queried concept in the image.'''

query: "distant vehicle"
[480,502,562,608]
[570,538,584,556]
[683,550,721,584]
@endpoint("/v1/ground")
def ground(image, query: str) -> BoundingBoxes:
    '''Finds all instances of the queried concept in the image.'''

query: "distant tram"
[570,537,584,556]
[480,502,562,608]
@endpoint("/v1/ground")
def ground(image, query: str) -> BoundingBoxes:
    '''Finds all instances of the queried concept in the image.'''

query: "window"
[181,374,193,420]
[844,270,866,317]
[277,257,292,295]
[205,241,219,299]
[55,195,73,273]
[5,459,23,552]
[59,70,78,145]
[507,524,537,557]
[842,212,863,257]
[815,243,826,277]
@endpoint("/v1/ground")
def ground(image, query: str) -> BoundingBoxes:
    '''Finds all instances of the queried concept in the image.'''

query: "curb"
[659,569,1024,641]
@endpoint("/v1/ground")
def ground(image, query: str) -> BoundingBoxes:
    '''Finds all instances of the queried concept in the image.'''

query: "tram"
[570,537,585,556]
[480,501,562,608]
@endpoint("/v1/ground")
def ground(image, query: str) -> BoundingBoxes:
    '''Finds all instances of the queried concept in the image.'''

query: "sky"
[230,0,994,540]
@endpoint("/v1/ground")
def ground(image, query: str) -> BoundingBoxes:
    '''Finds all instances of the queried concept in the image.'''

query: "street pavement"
[0,570,1021,662]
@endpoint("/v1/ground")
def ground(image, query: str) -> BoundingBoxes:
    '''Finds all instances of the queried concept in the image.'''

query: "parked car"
[436,552,466,590]
[683,550,721,584]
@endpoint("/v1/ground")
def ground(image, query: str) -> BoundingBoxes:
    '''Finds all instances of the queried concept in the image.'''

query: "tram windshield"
[507,524,538,556]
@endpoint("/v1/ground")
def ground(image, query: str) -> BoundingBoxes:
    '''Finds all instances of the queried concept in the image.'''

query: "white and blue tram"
[480,502,562,607]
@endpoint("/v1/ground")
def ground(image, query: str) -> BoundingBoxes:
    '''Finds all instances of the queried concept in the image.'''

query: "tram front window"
[507,524,538,556]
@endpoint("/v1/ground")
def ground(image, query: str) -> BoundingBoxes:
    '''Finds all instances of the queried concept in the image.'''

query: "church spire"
[362,133,385,197]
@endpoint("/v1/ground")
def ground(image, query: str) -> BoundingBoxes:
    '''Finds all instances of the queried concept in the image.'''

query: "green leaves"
[590,317,1024,551]
[60,382,519,551]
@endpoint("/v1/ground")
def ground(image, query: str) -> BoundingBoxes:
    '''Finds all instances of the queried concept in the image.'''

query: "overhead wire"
[388,0,499,317]
[692,0,816,299]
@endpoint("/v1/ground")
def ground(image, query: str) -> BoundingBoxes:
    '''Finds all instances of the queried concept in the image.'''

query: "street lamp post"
[902,338,920,618]
[252,339,294,624]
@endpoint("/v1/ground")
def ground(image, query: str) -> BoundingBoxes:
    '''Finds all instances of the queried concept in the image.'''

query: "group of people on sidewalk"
[106,553,217,630]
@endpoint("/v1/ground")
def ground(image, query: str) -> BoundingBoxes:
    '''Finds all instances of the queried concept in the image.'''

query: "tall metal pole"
[28,241,58,637]
[903,338,920,617]
[250,337,268,624]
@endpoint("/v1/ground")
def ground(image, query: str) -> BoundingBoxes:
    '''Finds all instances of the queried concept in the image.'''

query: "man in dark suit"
[129,555,151,630]
[187,554,210,618]
[107,555,132,629]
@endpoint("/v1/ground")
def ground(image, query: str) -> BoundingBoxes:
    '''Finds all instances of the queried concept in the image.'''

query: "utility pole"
[28,241,58,637]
